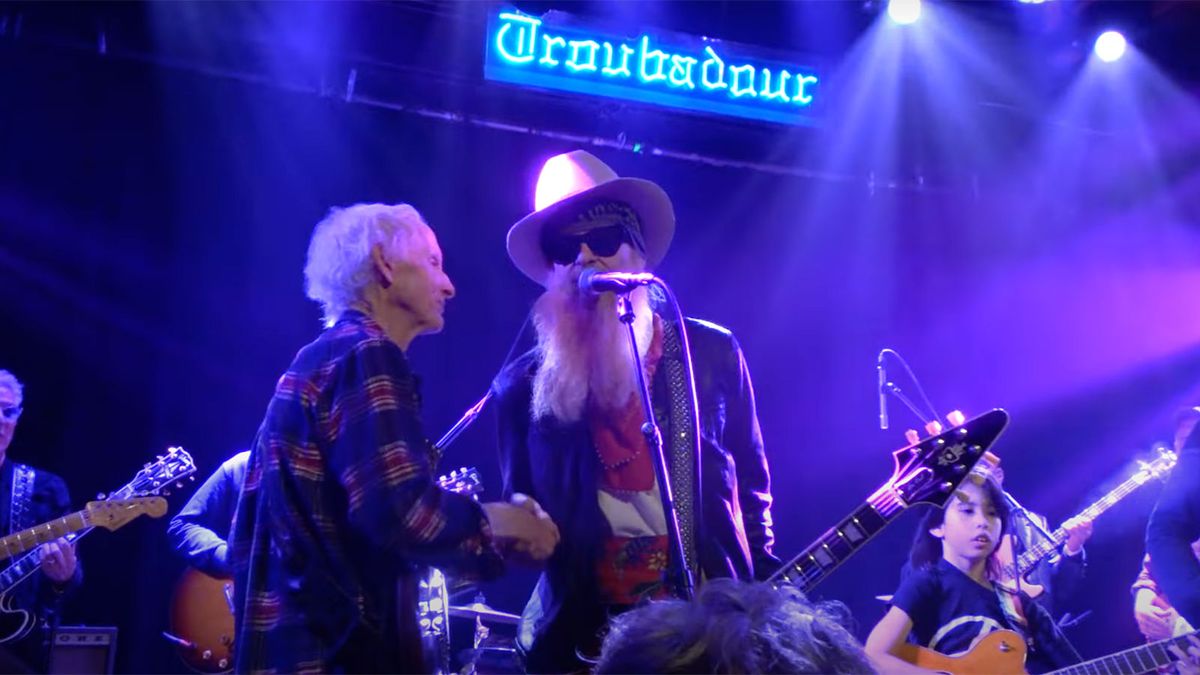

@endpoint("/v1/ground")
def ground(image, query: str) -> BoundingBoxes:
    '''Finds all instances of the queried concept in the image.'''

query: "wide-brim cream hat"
[506,150,675,285]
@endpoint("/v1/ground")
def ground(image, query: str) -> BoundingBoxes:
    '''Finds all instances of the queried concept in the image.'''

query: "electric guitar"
[0,446,195,644]
[995,446,1177,598]
[769,409,1010,592]
[896,627,1200,675]
[167,466,482,674]
[0,497,167,562]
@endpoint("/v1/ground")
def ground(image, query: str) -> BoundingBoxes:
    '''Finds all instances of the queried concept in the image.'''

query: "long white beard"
[531,266,655,424]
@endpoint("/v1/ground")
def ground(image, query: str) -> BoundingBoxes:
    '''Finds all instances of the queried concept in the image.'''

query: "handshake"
[482,493,561,562]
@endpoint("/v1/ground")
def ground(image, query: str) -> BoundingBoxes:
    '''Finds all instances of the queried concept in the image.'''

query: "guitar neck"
[0,510,92,562]
[1053,630,1198,675]
[1017,474,1149,574]
[0,527,89,594]
[769,485,905,592]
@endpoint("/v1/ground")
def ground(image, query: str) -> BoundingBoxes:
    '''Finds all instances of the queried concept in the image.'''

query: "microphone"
[578,269,659,295]
[878,350,889,430]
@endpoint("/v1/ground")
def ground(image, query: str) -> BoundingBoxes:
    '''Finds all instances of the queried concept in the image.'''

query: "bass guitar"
[995,446,1177,598]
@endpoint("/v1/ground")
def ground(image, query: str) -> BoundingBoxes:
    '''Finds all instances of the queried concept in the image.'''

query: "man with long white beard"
[495,150,781,673]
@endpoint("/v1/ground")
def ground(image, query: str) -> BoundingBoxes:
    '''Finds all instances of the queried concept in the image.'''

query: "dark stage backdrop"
[3,28,1200,673]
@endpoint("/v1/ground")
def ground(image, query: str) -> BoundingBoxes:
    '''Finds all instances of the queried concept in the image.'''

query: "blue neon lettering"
[793,74,818,105]
[668,55,698,89]
[566,39,600,72]
[700,46,727,91]
[539,35,566,66]
[729,64,757,98]
[602,43,635,78]
[495,13,541,64]
[638,35,669,83]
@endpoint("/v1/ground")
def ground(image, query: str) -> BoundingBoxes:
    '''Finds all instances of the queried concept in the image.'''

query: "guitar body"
[0,586,37,644]
[993,535,1045,599]
[170,567,235,673]
[895,629,1028,675]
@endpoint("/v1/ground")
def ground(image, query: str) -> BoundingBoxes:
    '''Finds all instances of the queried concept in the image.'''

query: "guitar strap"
[659,317,701,583]
[10,463,37,535]
[994,585,1033,646]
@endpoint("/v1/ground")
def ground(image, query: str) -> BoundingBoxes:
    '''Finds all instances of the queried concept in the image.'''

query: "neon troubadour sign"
[484,9,821,126]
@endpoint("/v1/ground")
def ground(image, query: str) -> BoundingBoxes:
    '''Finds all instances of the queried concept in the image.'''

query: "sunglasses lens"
[543,226,628,265]
[544,236,579,265]
[584,227,626,257]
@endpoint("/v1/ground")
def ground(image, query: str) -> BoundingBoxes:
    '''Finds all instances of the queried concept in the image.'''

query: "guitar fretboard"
[1052,630,1198,675]
[0,511,91,562]
[1017,473,1153,574]
[769,485,904,592]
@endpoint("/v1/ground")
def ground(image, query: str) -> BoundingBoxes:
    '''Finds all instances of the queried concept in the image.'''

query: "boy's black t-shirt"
[891,558,1077,674]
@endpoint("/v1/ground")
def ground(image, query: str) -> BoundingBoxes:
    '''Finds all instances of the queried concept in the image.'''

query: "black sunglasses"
[542,225,631,266]
[0,406,21,422]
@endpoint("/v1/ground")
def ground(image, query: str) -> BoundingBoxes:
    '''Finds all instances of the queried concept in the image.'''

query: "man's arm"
[166,452,248,577]
[327,339,504,578]
[495,361,537,503]
[1146,451,1200,627]
[721,331,781,579]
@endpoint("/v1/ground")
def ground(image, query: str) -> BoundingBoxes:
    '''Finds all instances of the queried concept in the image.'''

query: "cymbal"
[449,602,521,625]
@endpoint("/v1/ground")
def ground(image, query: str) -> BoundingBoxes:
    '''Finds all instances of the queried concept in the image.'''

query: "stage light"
[1094,31,1126,63]
[887,0,921,25]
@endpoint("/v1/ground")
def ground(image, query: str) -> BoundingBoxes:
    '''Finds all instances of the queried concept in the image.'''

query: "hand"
[1061,515,1093,555]
[1135,589,1178,642]
[1168,634,1200,675]
[39,538,77,585]
[483,494,560,562]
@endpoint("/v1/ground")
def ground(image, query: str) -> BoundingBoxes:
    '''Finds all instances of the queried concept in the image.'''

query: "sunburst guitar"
[897,627,1200,675]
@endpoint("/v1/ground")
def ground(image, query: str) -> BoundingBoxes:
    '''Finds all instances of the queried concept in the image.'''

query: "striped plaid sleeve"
[326,337,503,578]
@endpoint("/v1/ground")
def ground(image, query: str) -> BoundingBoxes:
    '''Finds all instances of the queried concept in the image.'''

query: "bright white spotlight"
[887,0,921,25]
[1094,30,1127,62]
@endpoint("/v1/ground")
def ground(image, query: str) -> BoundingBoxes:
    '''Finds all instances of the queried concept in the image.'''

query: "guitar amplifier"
[48,626,117,675]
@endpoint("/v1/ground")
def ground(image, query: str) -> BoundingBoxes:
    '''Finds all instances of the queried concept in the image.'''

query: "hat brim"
[507,177,675,285]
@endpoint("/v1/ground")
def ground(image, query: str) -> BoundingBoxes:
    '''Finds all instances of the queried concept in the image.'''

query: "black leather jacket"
[495,315,780,673]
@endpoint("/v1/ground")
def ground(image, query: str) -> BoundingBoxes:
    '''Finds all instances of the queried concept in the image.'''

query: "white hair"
[304,203,427,327]
[0,369,23,405]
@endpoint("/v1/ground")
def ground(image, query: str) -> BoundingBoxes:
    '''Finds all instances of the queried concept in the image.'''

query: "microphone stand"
[615,291,695,601]
[1000,489,1057,544]
[432,390,494,463]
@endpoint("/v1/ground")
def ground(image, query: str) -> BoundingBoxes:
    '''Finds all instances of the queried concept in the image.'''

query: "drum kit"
[418,567,524,675]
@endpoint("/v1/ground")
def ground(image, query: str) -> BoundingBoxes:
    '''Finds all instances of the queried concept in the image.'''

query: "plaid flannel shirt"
[230,310,503,673]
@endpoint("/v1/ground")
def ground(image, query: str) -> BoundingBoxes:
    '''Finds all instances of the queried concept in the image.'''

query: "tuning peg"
[904,429,920,445]
[947,410,966,427]
[924,420,944,436]
[96,493,106,500]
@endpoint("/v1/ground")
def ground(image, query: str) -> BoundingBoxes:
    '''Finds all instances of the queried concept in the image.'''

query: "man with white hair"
[494,151,781,672]
[0,370,80,673]
[229,204,560,673]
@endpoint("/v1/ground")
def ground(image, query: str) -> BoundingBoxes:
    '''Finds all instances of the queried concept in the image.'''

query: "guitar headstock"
[1132,445,1178,485]
[888,409,1010,508]
[85,497,169,531]
[437,466,483,498]
[119,447,197,498]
